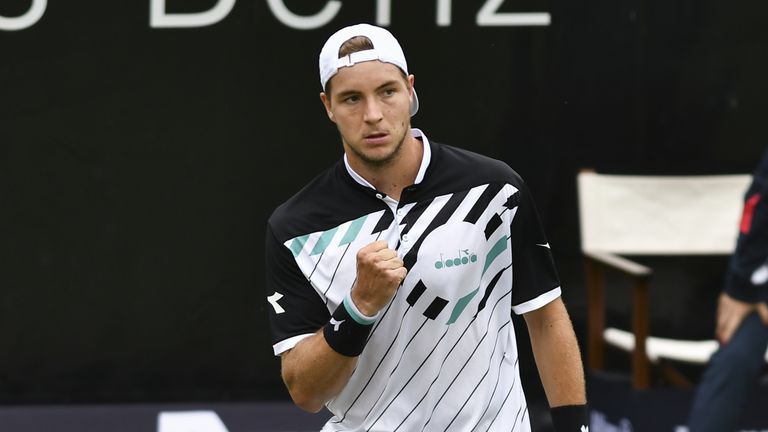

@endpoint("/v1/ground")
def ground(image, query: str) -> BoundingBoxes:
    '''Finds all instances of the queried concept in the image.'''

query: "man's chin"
[345,132,407,168]
[359,152,398,167]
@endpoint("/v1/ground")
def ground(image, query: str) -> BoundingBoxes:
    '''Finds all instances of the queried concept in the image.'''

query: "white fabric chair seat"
[604,327,768,364]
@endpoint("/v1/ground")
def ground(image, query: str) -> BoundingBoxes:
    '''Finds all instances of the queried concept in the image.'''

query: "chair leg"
[632,278,650,389]
[658,361,694,388]
[585,258,605,371]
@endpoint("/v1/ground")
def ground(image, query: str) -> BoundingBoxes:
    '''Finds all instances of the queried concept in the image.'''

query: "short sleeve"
[264,223,331,355]
[509,180,562,315]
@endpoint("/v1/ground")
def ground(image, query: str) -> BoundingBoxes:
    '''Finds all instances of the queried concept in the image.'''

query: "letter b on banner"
[0,0,47,31]
[150,0,342,30]
[150,0,236,28]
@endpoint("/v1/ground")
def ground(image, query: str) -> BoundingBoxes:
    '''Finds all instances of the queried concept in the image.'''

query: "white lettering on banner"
[157,410,229,432]
[1,0,550,30]
[436,0,451,26]
[589,410,633,432]
[436,0,550,27]
[0,0,46,31]
[150,0,236,28]
[376,0,391,26]
[476,0,550,26]
[266,0,341,30]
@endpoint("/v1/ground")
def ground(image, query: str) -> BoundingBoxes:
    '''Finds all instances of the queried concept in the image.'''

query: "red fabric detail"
[740,193,761,234]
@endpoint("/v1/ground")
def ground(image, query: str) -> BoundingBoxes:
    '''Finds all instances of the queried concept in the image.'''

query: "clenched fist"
[350,240,407,316]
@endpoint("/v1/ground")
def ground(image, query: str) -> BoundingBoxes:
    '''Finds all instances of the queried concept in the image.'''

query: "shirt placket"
[376,194,412,257]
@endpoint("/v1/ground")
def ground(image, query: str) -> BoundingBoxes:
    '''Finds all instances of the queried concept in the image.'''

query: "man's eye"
[344,95,360,103]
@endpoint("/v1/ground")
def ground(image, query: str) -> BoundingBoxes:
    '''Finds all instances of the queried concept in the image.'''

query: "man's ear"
[320,92,335,122]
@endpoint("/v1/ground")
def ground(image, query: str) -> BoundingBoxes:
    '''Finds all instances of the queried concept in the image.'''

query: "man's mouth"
[364,132,389,144]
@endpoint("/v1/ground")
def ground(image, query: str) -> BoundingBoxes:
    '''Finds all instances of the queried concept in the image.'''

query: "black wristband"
[323,295,377,357]
[550,404,589,432]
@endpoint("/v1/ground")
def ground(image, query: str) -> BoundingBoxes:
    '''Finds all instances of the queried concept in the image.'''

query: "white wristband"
[343,292,380,325]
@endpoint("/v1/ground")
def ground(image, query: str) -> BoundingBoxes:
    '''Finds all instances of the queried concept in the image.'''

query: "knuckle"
[356,247,367,259]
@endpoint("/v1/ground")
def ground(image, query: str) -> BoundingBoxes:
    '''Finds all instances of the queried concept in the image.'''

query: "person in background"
[688,148,768,431]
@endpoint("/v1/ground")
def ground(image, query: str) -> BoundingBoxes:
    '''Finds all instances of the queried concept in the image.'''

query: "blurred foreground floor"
[0,401,328,432]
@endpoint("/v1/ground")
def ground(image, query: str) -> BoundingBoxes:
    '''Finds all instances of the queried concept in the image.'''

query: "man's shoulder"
[431,141,524,188]
[268,162,343,240]
[267,160,381,243]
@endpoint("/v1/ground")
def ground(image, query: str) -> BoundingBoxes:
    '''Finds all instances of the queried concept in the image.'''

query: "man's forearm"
[525,299,587,407]
[533,320,586,407]
[280,330,358,412]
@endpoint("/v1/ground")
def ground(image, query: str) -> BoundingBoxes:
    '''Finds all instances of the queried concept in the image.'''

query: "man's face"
[321,61,414,168]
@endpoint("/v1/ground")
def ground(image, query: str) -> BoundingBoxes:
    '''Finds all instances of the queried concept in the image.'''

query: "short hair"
[338,35,374,58]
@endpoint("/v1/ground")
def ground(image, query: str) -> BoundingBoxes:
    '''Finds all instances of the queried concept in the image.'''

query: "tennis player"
[265,23,589,431]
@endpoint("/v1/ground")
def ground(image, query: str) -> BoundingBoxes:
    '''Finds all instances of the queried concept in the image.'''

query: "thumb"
[757,303,768,326]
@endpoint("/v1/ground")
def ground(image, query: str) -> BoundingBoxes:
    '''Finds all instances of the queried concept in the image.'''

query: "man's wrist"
[550,404,589,431]
[348,289,381,318]
[344,292,380,323]
[323,293,379,357]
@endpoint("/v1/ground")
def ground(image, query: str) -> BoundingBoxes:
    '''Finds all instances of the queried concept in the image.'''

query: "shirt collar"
[343,128,432,190]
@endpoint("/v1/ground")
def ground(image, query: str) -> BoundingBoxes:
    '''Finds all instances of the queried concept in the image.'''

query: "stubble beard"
[346,126,409,170]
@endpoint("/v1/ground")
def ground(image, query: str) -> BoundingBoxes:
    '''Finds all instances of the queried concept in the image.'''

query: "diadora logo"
[434,249,478,269]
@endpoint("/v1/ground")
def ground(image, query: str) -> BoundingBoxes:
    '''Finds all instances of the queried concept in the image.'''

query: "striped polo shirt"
[265,129,561,432]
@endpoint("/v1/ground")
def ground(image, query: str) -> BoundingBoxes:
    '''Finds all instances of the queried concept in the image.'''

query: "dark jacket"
[725,148,768,302]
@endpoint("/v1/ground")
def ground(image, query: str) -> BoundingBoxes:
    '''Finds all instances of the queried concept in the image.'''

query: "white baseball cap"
[319,23,419,117]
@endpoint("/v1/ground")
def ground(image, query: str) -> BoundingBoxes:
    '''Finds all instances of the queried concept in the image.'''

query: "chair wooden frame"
[584,249,652,388]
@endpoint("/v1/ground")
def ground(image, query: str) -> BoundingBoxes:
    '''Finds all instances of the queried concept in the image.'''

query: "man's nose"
[363,99,383,123]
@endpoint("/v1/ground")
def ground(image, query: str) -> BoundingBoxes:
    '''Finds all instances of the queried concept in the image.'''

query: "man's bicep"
[265,225,331,355]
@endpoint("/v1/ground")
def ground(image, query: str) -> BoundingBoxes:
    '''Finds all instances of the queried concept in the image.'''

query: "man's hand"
[759,302,768,326]
[351,241,406,316]
[716,293,768,344]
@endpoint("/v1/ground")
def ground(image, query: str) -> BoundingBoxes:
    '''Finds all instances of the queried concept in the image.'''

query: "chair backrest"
[577,171,752,255]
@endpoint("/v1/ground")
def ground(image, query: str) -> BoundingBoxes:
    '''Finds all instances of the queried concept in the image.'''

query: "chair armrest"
[583,250,653,388]
[584,250,652,279]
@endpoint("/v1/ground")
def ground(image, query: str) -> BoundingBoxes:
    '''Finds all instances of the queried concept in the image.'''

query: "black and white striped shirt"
[265,129,561,432]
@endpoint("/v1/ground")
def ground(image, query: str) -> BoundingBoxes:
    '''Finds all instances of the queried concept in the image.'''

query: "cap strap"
[335,49,380,68]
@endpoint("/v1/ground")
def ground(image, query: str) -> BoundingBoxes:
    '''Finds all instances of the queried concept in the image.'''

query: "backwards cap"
[319,23,419,117]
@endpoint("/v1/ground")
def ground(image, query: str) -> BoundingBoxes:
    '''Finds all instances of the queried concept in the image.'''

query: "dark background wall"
[1,0,765,405]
